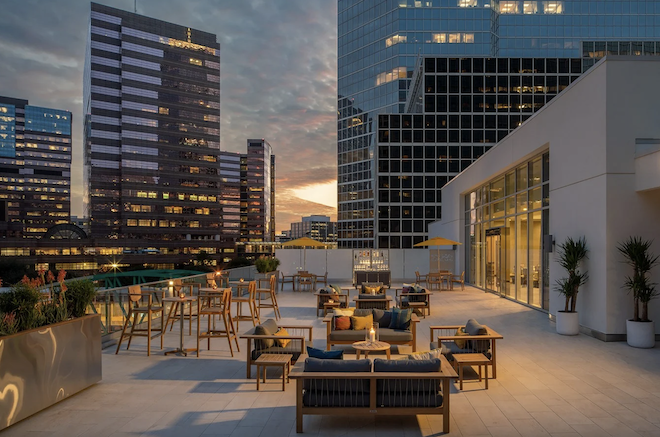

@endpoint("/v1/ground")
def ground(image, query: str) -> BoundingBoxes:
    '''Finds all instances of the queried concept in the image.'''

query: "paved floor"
[4,284,660,437]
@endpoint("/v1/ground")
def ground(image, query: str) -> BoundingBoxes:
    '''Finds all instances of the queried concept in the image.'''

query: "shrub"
[0,281,45,332]
[255,257,280,273]
[64,279,98,318]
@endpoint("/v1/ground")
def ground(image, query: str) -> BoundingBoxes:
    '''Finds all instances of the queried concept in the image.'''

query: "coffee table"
[352,340,391,359]
[255,353,293,391]
[453,353,490,390]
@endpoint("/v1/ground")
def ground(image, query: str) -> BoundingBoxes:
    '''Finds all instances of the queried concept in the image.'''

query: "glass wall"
[465,151,549,310]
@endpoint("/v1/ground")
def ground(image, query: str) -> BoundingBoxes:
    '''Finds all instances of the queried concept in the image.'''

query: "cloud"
[0,0,337,230]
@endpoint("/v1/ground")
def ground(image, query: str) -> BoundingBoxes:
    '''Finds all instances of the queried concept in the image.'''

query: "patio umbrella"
[413,237,462,247]
[281,237,327,270]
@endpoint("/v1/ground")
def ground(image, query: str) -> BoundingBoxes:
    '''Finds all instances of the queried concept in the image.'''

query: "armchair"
[396,287,431,317]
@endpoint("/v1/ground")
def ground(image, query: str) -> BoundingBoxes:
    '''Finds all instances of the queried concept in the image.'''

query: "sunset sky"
[0,0,338,232]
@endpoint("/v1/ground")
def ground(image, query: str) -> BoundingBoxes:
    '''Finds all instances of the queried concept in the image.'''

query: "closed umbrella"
[281,237,327,270]
[413,237,462,247]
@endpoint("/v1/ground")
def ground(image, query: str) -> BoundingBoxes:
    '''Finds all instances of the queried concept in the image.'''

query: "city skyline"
[0,0,338,232]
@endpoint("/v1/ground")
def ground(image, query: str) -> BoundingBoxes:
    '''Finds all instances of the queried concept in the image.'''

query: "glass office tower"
[337,0,660,249]
[84,3,221,240]
[0,96,72,238]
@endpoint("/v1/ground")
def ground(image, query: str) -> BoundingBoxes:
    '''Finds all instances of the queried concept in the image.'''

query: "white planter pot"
[556,311,580,335]
[626,320,655,348]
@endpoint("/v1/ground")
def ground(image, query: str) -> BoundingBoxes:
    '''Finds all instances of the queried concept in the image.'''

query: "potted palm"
[554,236,588,335]
[617,237,659,348]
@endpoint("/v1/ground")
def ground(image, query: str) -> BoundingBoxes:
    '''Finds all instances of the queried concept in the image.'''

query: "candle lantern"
[365,322,379,344]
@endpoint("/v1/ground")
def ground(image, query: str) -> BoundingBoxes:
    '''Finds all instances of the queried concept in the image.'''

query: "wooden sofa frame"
[323,312,419,351]
[289,355,458,433]
[240,325,313,378]
[430,324,503,378]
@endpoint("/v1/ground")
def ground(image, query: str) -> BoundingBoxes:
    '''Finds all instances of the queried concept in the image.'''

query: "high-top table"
[162,295,198,357]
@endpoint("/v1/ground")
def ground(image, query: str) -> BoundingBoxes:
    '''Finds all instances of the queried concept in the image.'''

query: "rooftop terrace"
[4,283,660,437]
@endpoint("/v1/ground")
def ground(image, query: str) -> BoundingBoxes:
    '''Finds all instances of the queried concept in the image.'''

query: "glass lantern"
[365,322,379,344]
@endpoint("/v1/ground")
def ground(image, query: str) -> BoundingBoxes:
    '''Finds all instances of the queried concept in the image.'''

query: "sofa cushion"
[254,318,278,349]
[353,309,373,317]
[328,330,370,342]
[361,282,384,294]
[334,316,351,331]
[388,308,412,330]
[274,328,291,348]
[408,348,443,361]
[307,346,343,360]
[454,328,469,349]
[329,284,342,295]
[351,314,373,331]
[303,357,371,394]
[465,319,490,352]
[373,358,442,394]
[372,309,392,327]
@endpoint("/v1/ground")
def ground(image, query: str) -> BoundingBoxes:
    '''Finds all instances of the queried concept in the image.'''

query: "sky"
[0,0,338,233]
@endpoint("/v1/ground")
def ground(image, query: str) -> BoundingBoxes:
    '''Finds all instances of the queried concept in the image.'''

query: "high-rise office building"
[290,215,338,243]
[84,3,221,241]
[0,96,72,238]
[337,0,660,249]
[241,139,276,244]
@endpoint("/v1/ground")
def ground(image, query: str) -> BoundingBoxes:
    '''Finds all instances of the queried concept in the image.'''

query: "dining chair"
[415,271,427,286]
[451,271,465,290]
[280,271,295,291]
[316,272,329,287]
[233,280,260,331]
[256,275,281,319]
[298,274,315,292]
[115,285,164,356]
[197,288,239,357]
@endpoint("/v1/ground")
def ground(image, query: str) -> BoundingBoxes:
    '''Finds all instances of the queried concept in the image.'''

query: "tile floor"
[4,284,660,436]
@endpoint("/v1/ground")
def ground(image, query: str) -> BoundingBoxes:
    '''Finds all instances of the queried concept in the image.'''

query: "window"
[543,1,563,14]
[500,1,519,13]
[523,1,537,13]
[458,0,477,6]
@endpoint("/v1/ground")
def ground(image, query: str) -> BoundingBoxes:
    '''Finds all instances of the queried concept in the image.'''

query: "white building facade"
[432,57,660,340]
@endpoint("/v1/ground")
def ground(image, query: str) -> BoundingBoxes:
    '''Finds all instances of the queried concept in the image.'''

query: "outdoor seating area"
[4,279,660,437]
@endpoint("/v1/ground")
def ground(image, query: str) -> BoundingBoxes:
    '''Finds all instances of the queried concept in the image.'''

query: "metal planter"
[0,314,102,431]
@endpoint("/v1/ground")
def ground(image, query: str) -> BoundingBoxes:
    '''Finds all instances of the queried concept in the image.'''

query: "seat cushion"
[328,330,368,341]
[303,357,371,393]
[376,392,443,408]
[378,328,413,342]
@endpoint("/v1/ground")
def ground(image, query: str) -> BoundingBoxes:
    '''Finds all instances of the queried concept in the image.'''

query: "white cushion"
[407,348,443,361]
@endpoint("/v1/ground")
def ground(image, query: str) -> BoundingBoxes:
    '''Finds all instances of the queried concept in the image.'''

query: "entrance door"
[485,228,502,294]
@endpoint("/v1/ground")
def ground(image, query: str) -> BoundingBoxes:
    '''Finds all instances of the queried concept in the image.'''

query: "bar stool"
[115,285,164,356]
[197,288,239,357]
[232,280,260,331]
[256,275,281,319]
[165,279,196,335]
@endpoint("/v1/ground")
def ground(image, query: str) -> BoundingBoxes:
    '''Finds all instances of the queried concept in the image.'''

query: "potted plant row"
[255,256,280,281]
[618,237,659,348]
[0,271,102,430]
[554,236,588,336]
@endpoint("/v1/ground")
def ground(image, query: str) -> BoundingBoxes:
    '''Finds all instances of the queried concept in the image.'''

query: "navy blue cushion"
[372,309,393,327]
[307,346,344,360]
[388,307,412,330]
[373,358,441,373]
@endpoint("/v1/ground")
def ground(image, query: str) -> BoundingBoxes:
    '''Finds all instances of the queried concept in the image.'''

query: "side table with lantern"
[352,322,390,359]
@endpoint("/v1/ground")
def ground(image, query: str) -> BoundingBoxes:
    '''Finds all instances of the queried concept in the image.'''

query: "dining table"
[426,272,453,291]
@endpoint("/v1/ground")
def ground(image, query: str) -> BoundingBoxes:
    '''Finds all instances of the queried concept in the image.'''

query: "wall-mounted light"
[543,234,555,253]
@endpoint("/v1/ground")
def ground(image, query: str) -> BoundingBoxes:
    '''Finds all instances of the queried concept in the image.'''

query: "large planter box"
[0,314,102,431]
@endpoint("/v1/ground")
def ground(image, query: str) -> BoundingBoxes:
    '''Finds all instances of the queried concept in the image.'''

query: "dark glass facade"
[0,96,72,238]
[241,140,275,244]
[338,0,660,248]
[85,3,222,241]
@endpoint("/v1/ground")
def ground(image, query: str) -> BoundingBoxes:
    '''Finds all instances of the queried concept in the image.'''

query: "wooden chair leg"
[160,309,164,349]
[115,309,132,354]
[147,310,152,356]
[197,312,201,357]
[207,311,212,350]
[222,313,234,357]
[126,312,138,350]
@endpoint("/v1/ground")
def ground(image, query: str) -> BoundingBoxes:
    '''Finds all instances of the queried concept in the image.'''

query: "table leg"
[179,304,185,355]
[257,365,261,390]
[459,364,464,390]
[485,365,489,389]
[282,365,285,391]
[386,349,391,359]
[356,350,361,360]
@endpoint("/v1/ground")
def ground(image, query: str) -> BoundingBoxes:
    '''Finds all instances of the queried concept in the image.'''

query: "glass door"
[485,228,502,294]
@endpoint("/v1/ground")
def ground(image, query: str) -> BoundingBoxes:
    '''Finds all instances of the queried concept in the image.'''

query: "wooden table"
[453,353,490,390]
[162,296,198,357]
[255,353,293,391]
[352,340,391,359]
[427,272,453,291]
[353,295,393,310]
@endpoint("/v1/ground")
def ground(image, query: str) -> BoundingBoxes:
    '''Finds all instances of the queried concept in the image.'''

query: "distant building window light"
[376,66,407,86]
[432,33,446,43]
[500,1,519,13]
[432,33,474,44]
[385,34,407,47]
[543,1,563,14]
[523,1,537,13]
[458,0,477,6]
[189,58,202,66]
[448,33,461,43]
[463,33,474,43]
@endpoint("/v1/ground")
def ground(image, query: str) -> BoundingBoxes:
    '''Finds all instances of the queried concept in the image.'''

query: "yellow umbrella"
[281,237,327,270]
[414,237,462,247]
[281,237,327,248]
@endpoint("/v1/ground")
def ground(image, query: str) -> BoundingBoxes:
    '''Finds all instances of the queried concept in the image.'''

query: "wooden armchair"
[451,271,465,290]
[280,271,295,291]
[240,321,313,378]
[314,290,349,316]
[414,271,427,286]
[395,288,431,317]
[429,323,503,378]
[353,294,393,310]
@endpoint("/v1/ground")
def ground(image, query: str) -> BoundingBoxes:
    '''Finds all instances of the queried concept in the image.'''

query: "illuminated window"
[385,34,407,47]
[137,191,148,198]
[375,67,407,86]
[432,33,446,43]
[127,219,138,226]
[463,33,474,43]
[448,33,461,43]
[543,1,563,14]
[500,1,519,13]
[458,0,477,6]
[189,58,202,66]
[523,1,537,13]
[159,107,169,115]
[138,219,152,226]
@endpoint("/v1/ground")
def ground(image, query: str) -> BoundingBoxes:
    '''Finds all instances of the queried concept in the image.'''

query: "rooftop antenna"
[134,0,137,13]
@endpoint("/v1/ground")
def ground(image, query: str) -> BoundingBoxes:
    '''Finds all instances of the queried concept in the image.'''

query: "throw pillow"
[388,307,412,330]
[274,328,291,348]
[464,319,489,352]
[407,348,443,361]
[351,314,373,331]
[329,284,342,295]
[334,316,351,330]
[334,308,354,316]
[318,287,330,294]
[254,321,276,349]
[402,283,414,293]
[361,282,383,294]
[307,346,343,360]
[454,328,469,349]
